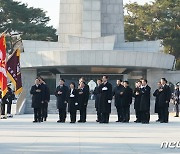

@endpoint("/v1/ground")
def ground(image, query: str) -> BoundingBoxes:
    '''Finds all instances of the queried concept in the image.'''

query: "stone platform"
[0,114,180,154]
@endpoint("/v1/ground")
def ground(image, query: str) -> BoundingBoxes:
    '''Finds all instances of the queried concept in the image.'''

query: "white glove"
[108,100,111,103]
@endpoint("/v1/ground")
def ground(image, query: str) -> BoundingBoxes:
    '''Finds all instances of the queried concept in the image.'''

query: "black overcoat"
[133,87,141,110]
[30,85,43,108]
[158,85,171,108]
[77,88,88,110]
[121,86,133,107]
[153,89,160,113]
[113,85,124,108]
[99,82,112,113]
[55,85,68,109]
[93,86,101,111]
[140,85,151,111]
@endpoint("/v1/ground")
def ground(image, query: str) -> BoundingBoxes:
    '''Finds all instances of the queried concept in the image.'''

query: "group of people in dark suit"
[55,77,89,123]
[30,76,176,124]
[30,77,50,122]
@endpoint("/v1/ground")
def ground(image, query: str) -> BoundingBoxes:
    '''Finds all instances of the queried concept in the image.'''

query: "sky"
[15,0,153,29]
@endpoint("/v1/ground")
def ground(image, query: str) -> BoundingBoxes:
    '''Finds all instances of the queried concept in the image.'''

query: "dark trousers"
[157,111,161,120]
[79,107,87,122]
[70,111,77,122]
[175,103,179,116]
[160,105,169,122]
[141,110,150,123]
[97,111,101,121]
[34,108,41,122]
[1,103,5,115]
[122,106,130,122]
[135,109,141,122]
[58,108,66,122]
[116,107,123,121]
[101,113,110,123]
[41,103,48,120]
[7,103,12,114]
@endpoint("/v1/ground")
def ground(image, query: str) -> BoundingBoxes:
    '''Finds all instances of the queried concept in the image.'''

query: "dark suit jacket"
[113,85,124,108]
[30,85,42,108]
[158,84,171,107]
[99,82,112,113]
[55,85,68,109]
[133,87,141,110]
[121,86,133,107]
[140,85,151,111]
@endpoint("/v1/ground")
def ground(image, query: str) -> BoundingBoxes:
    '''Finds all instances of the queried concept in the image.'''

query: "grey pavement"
[0,114,180,154]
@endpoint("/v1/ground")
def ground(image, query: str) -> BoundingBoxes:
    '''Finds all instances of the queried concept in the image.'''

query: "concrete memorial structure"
[20,0,179,114]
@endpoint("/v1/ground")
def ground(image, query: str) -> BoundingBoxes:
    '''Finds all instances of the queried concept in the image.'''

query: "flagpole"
[0,29,9,38]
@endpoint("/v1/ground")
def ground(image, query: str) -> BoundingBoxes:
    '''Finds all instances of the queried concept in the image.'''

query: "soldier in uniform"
[173,85,179,117]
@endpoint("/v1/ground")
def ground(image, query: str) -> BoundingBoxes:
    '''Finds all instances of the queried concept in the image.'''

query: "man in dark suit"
[153,82,162,122]
[158,78,171,123]
[121,81,133,123]
[133,80,142,123]
[30,79,43,123]
[77,81,89,123]
[140,79,151,124]
[78,77,89,122]
[93,79,102,122]
[113,79,124,122]
[99,75,112,123]
[55,78,68,123]
[38,77,50,122]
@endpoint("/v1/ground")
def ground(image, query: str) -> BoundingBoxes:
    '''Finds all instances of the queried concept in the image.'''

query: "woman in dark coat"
[30,79,42,122]
[67,82,78,123]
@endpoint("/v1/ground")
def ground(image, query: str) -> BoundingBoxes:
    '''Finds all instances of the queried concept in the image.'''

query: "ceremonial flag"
[0,35,7,98]
[7,49,23,95]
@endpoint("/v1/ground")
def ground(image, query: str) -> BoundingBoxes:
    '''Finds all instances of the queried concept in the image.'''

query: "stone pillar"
[101,0,125,48]
[58,0,83,46]
[82,0,101,38]
[56,74,61,87]
[21,69,37,98]
[123,74,128,81]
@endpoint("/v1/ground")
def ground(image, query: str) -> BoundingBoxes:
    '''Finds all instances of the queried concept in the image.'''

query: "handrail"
[16,89,26,115]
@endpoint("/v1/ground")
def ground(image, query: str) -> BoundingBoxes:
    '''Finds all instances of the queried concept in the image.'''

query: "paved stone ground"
[0,114,180,154]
